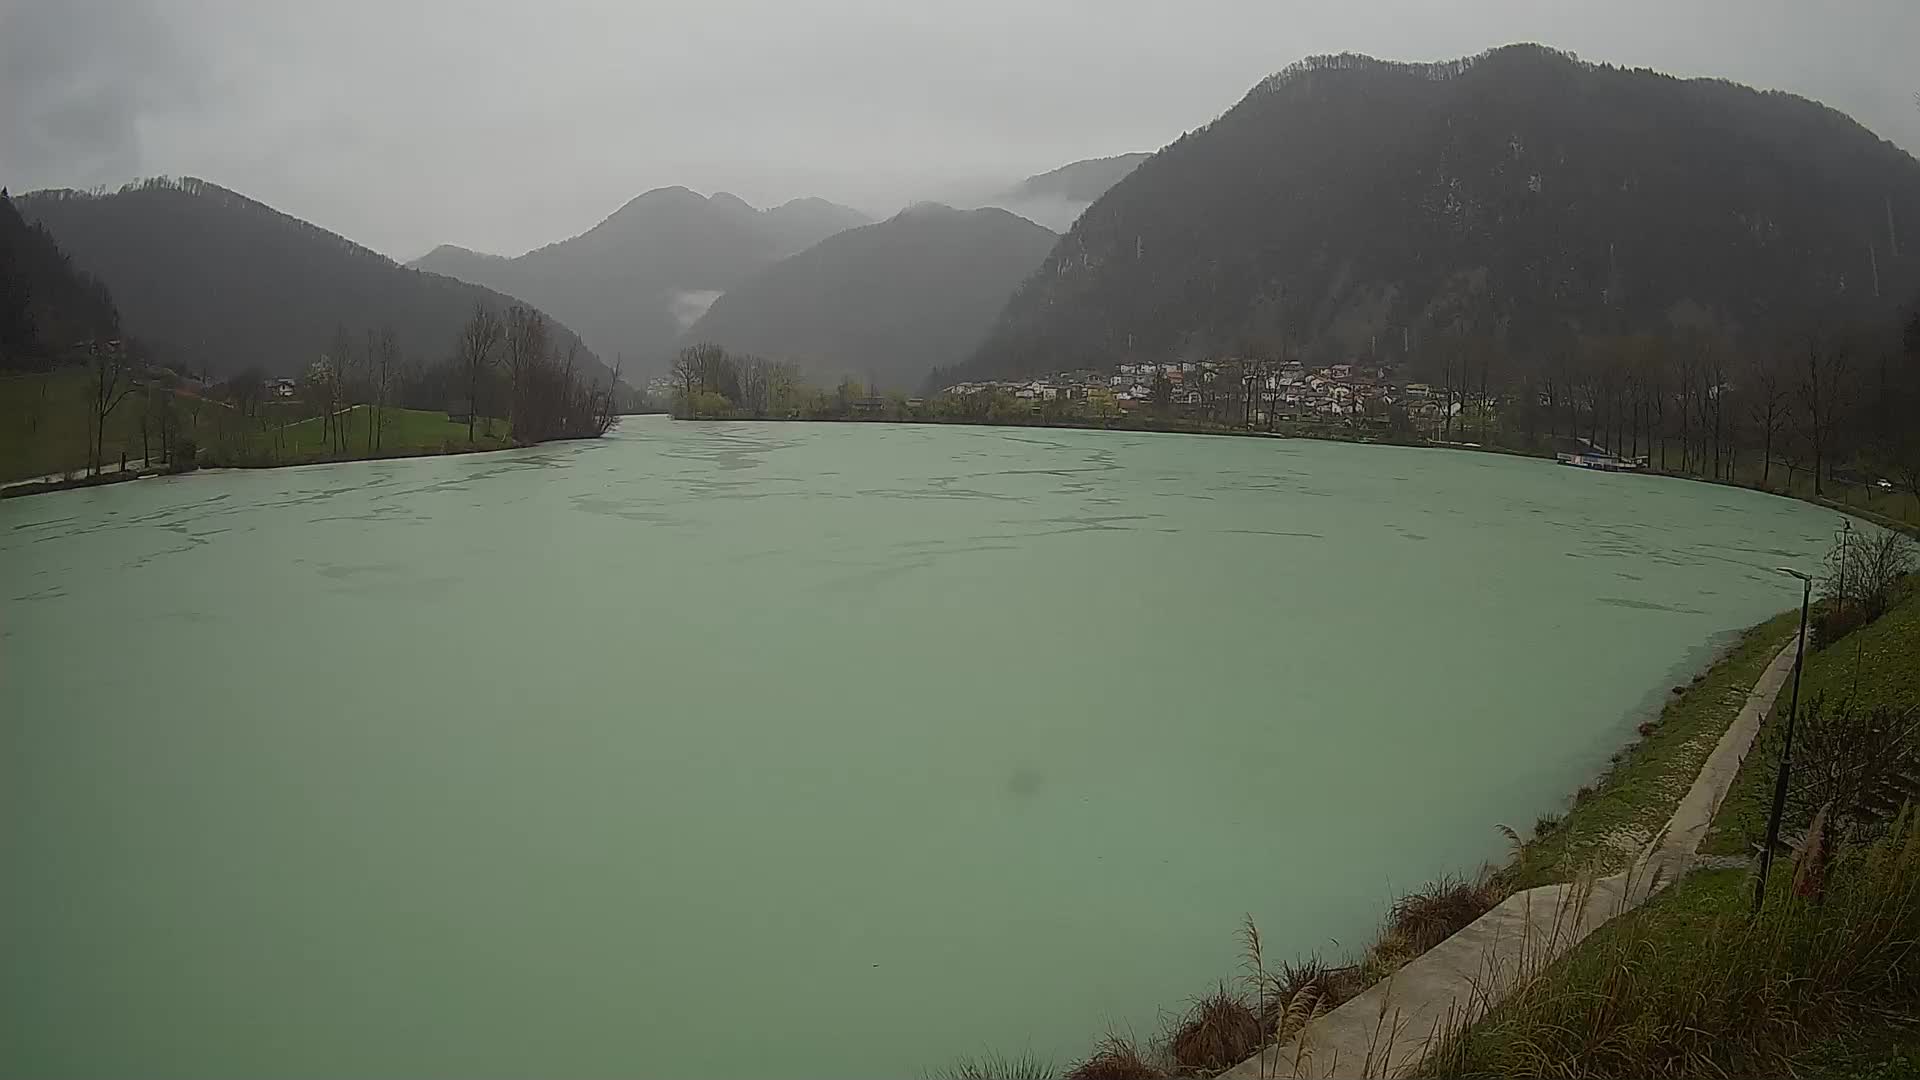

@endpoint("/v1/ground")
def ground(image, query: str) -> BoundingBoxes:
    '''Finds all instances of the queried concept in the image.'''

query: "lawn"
[207,402,512,466]
[0,367,201,481]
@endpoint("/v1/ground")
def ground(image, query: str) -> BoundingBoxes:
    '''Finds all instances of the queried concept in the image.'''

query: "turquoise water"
[1,419,1838,1078]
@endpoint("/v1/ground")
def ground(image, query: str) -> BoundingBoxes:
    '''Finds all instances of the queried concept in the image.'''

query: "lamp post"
[1754,566,1813,915]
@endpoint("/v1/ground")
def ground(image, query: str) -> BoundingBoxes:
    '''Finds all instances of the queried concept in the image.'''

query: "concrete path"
[1225,632,1803,1079]
[2,458,153,491]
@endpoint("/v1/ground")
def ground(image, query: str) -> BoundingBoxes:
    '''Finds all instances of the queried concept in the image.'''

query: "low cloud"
[670,290,725,332]
[0,0,199,192]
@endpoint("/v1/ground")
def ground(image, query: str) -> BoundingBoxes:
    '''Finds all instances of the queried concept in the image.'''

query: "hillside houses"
[940,357,1423,423]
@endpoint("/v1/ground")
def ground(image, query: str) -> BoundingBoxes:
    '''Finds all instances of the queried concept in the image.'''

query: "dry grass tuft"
[1166,986,1263,1074]
[1062,1034,1167,1080]
[1386,873,1505,955]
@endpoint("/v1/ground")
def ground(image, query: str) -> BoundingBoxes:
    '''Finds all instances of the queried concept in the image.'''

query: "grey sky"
[4,0,1917,261]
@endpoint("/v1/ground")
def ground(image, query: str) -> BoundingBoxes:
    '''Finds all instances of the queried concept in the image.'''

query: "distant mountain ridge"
[684,203,1056,390]
[16,178,607,381]
[955,45,1920,384]
[411,188,870,374]
[980,153,1151,230]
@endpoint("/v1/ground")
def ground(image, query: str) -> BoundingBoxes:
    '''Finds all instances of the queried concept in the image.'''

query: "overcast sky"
[4,0,1917,261]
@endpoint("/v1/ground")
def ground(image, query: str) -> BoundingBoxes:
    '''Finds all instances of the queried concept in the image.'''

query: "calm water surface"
[1,419,1838,1078]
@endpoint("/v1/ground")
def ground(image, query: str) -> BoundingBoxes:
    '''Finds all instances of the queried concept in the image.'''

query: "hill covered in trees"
[684,204,1056,390]
[0,190,119,370]
[411,188,870,375]
[981,153,1151,231]
[15,179,605,382]
[952,45,1920,384]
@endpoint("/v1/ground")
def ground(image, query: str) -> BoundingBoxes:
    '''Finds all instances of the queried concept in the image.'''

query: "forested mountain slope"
[0,190,119,369]
[17,179,605,381]
[954,45,1920,383]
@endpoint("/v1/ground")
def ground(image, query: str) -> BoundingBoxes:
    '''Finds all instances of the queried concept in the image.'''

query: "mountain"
[15,178,606,382]
[683,204,1056,391]
[411,188,869,374]
[955,45,1920,384]
[0,190,119,370]
[980,153,1151,231]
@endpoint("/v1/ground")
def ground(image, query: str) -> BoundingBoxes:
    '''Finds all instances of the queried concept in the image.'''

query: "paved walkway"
[1225,632,1804,1079]
[2,458,153,491]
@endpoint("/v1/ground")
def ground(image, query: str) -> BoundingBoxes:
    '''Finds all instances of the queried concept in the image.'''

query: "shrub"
[166,437,199,473]
[1637,720,1659,737]
[1771,694,1920,835]
[1818,524,1915,624]
[1533,812,1563,838]
[1811,600,1870,650]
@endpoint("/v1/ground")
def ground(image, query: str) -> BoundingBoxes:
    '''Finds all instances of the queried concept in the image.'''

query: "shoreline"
[677,412,1917,537]
[930,603,1805,1077]
[0,426,633,500]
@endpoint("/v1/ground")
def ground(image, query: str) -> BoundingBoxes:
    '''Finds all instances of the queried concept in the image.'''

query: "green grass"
[204,402,511,467]
[1793,1019,1920,1080]
[0,367,178,481]
[1703,583,1920,857]
[1425,814,1920,1078]
[3,367,515,481]
[1502,611,1802,889]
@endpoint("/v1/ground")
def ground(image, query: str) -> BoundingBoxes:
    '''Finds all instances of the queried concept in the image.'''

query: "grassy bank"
[0,367,172,481]
[1502,611,1801,888]
[1421,581,1920,1079]
[2,368,520,485]
[1703,582,1920,858]
[198,403,512,467]
[1422,840,1920,1079]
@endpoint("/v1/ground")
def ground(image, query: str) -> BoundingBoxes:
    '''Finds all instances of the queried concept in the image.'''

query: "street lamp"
[1754,565,1813,914]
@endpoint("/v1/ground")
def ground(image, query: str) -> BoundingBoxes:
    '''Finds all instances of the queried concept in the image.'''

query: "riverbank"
[933,601,1817,1080]
[677,412,1920,534]
[0,412,635,499]
[1422,580,1920,1079]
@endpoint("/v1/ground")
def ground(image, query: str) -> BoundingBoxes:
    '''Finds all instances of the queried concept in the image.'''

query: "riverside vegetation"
[934,524,1918,1080]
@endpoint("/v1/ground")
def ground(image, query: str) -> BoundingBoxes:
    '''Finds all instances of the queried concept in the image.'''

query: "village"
[939,358,1452,426]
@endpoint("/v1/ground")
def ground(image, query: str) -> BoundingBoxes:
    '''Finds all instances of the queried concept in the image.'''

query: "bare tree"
[1795,334,1853,497]
[85,339,135,475]
[323,324,354,454]
[1745,351,1790,490]
[373,328,397,452]
[455,304,502,442]
[671,344,700,415]
[502,304,548,437]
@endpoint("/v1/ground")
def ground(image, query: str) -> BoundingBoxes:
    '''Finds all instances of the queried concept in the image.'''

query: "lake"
[0,418,1839,1078]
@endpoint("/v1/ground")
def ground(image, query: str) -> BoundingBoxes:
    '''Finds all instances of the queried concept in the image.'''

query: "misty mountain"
[684,204,1056,391]
[15,178,607,382]
[411,188,870,373]
[1,190,119,370]
[954,45,1920,384]
[978,153,1151,231]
